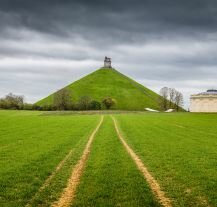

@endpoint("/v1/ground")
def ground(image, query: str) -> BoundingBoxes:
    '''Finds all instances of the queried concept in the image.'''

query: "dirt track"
[111,116,172,207]
[52,115,104,207]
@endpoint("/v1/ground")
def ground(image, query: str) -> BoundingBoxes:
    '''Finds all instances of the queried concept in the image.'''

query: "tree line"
[52,88,117,110]
[0,87,184,111]
[0,93,24,109]
[0,89,117,111]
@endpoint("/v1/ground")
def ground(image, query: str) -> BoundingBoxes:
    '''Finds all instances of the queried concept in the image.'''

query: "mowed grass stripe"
[111,116,172,207]
[72,116,160,207]
[52,115,104,207]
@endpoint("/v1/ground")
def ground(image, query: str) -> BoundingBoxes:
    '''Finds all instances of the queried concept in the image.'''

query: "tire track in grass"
[26,149,73,207]
[27,134,89,206]
[52,115,104,207]
[111,116,172,207]
[72,116,160,207]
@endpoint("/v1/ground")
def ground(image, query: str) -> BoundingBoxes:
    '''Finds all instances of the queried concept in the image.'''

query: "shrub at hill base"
[89,100,101,110]
[102,97,116,109]
[75,97,102,110]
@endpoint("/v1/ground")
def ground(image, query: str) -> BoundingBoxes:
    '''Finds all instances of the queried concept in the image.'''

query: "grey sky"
[0,0,217,109]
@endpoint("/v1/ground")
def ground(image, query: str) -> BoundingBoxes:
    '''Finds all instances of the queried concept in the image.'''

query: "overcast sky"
[0,0,217,109]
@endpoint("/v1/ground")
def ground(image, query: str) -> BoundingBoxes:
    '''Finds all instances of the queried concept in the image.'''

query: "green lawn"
[0,111,216,207]
[115,113,217,207]
[0,110,100,207]
[72,116,160,207]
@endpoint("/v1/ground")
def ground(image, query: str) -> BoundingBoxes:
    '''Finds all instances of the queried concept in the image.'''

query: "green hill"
[36,68,162,110]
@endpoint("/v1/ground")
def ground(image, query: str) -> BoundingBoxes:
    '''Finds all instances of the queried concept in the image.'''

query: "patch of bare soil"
[197,196,211,207]
[52,116,104,207]
[111,116,172,207]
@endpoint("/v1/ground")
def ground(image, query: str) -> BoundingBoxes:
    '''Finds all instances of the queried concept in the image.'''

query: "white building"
[190,89,217,112]
[104,56,112,68]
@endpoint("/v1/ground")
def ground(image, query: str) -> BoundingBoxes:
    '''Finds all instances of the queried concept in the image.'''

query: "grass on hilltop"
[36,68,162,111]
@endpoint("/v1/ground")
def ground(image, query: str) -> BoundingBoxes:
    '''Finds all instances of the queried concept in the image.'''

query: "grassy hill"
[36,68,162,110]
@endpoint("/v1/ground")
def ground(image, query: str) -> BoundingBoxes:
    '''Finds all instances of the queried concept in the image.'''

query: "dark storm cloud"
[1,0,217,40]
[0,0,217,107]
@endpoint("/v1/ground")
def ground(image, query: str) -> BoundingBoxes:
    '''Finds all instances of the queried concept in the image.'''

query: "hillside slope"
[36,68,161,110]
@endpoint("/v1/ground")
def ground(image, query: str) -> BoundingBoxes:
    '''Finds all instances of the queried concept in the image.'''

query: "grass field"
[115,113,217,207]
[73,116,160,207]
[0,110,216,207]
[0,110,100,206]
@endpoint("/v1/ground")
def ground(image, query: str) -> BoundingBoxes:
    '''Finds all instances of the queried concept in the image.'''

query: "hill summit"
[36,68,161,110]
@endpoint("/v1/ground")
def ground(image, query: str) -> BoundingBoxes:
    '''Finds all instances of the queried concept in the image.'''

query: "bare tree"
[168,88,176,108]
[174,90,184,111]
[159,87,169,110]
[53,88,72,110]
[77,96,91,110]
[159,87,184,111]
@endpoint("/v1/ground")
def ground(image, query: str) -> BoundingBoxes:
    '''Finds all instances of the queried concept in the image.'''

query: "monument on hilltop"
[104,56,112,68]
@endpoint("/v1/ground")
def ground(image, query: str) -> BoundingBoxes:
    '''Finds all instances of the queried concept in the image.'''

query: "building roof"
[191,89,217,98]
[198,89,217,95]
